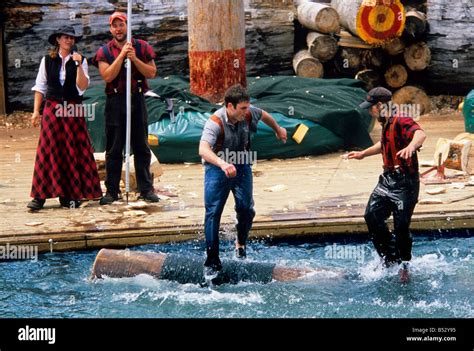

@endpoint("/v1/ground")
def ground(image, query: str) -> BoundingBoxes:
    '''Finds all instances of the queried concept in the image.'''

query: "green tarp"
[85,76,373,163]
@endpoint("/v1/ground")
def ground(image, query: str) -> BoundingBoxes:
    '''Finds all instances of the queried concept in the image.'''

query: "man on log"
[199,85,287,279]
[347,87,426,283]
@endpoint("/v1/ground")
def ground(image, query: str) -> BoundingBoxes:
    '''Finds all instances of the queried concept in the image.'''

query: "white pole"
[125,0,132,204]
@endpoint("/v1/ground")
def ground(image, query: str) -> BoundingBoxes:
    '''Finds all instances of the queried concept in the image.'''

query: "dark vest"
[45,54,83,102]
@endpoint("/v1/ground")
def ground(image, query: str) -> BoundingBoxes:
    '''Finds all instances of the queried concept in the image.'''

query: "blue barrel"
[463,90,474,132]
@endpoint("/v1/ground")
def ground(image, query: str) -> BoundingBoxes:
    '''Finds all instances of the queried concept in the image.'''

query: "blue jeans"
[204,163,255,269]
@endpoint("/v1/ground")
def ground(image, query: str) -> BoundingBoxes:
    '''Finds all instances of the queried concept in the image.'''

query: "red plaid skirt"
[30,99,102,200]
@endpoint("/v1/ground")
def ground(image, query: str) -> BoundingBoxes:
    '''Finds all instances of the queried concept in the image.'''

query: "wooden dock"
[1,111,473,253]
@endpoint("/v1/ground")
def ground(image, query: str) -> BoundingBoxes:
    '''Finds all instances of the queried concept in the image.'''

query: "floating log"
[306,32,338,62]
[382,37,406,56]
[355,69,382,91]
[331,0,405,45]
[404,42,431,71]
[91,249,321,285]
[384,64,408,88]
[392,85,432,116]
[188,0,246,102]
[404,9,427,41]
[297,2,340,34]
[293,49,324,78]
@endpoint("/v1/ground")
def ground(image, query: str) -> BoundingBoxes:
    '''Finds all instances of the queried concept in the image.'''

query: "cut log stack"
[293,0,432,113]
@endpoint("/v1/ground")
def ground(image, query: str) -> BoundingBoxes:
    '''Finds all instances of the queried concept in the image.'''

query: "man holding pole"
[94,11,159,204]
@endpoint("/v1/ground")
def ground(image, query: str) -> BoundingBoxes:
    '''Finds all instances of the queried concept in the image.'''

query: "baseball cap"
[359,87,392,109]
[109,12,127,25]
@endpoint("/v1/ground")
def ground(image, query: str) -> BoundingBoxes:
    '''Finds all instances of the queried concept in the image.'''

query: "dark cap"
[48,25,82,46]
[359,87,392,109]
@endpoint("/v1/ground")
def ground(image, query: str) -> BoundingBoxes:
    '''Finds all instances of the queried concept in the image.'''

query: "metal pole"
[125,0,132,204]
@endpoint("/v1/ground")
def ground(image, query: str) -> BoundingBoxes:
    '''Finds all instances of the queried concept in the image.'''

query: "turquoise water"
[0,234,472,318]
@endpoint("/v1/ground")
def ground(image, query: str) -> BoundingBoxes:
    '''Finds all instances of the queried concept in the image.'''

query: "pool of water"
[0,234,472,318]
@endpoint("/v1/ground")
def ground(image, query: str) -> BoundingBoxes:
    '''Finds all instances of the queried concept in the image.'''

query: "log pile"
[293,0,434,113]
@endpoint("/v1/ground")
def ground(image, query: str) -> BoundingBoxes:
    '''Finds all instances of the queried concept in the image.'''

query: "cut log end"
[404,42,431,71]
[306,32,338,62]
[384,64,408,88]
[392,86,432,116]
[293,50,324,78]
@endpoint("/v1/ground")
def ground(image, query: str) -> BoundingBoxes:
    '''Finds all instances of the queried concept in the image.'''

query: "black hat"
[359,87,392,109]
[48,25,82,46]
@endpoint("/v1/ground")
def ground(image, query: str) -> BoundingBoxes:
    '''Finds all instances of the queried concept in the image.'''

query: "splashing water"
[0,235,472,318]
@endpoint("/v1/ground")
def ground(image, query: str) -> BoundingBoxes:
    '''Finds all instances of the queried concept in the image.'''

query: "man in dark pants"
[348,87,426,282]
[94,12,159,204]
[199,85,287,279]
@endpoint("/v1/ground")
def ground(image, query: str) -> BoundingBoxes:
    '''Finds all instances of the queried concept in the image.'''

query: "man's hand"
[31,111,41,127]
[120,42,134,60]
[220,162,237,178]
[347,151,365,160]
[276,126,287,143]
[126,47,137,63]
[397,145,416,160]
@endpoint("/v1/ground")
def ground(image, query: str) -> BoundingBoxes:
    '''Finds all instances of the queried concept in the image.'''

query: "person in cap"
[28,25,102,211]
[92,12,159,205]
[199,84,287,279]
[347,87,426,282]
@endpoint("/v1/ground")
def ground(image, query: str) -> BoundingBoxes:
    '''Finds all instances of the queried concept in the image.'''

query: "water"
[0,235,472,318]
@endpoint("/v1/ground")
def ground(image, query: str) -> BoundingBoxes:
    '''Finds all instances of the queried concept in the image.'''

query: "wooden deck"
[1,111,473,253]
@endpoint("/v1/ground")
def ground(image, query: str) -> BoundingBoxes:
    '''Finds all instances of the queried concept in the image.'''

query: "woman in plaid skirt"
[28,26,102,211]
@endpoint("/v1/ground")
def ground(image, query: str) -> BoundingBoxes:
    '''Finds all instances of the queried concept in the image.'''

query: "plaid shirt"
[94,38,156,95]
[381,116,422,175]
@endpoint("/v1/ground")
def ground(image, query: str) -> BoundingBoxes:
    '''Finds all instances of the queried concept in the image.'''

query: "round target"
[356,0,405,45]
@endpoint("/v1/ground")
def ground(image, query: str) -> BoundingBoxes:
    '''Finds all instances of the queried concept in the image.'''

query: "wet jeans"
[204,163,255,269]
[364,170,419,264]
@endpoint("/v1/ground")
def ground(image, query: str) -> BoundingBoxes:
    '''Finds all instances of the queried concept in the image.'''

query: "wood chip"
[425,187,447,195]
[178,214,190,218]
[123,210,147,217]
[419,198,443,205]
[264,184,288,192]
[125,201,148,209]
[25,222,43,226]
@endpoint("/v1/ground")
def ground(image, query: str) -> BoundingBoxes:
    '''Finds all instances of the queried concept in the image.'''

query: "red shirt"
[381,116,422,175]
[94,38,156,95]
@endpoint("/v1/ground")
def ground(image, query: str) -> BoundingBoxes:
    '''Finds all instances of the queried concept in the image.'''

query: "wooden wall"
[3,0,295,111]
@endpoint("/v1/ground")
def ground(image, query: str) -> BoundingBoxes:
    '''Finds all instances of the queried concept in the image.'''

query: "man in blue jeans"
[199,84,287,278]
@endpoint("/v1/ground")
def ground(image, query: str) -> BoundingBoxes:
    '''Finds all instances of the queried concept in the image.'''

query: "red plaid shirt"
[94,38,156,95]
[381,116,422,175]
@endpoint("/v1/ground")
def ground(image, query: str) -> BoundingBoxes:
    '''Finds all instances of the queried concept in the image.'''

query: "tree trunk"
[425,0,474,95]
[297,2,340,33]
[355,69,382,91]
[188,0,246,103]
[306,32,338,62]
[384,64,408,88]
[293,49,324,78]
[331,0,405,45]
[392,85,432,116]
[404,42,431,71]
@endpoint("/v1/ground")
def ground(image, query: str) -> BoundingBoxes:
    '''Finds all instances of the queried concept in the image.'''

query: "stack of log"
[293,0,433,115]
